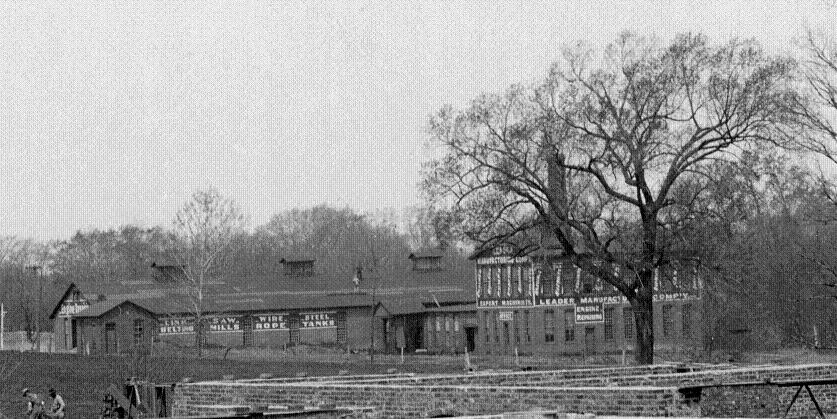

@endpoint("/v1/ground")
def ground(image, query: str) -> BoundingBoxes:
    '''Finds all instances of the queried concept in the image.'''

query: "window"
[541,265,555,296]
[662,305,673,337]
[506,265,513,296]
[133,319,144,345]
[511,265,520,296]
[503,322,510,345]
[445,316,452,347]
[484,312,490,343]
[513,311,520,344]
[581,272,594,294]
[521,266,530,296]
[564,309,575,341]
[624,307,634,340]
[554,263,563,295]
[454,316,460,332]
[105,323,117,354]
[561,264,575,296]
[544,309,555,343]
[498,266,505,297]
[435,316,441,332]
[682,304,692,338]
[604,308,614,340]
[524,310,531,343]
[492,266,500,297]
[493,312,499,343]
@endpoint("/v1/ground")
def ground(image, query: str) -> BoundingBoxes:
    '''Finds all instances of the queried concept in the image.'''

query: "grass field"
[0,350,459,419]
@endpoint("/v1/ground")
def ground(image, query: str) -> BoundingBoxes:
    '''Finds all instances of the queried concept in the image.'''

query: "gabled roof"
[49,283,80,320]
[74,299,156,319]
[408,249,444,259]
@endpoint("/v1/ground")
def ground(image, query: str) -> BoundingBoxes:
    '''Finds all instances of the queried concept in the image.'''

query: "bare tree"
[172,188,245,357]
[796,29,837,167]
[0,238,50,351]
[424,33,799,363]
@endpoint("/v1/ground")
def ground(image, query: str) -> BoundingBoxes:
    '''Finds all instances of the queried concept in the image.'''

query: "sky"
[0,0,834,241]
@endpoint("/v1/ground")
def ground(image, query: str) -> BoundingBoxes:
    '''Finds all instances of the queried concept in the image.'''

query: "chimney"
[545,150,568,216]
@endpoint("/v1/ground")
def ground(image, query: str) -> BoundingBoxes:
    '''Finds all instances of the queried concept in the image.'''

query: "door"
[71,319,78,349]
[289,315,300,345]
[336,311,347,345]
[105,323,117,354]
[584,327,596,355]
[465,327,476,353]
[382,319,390,353]
[242,316,253,347]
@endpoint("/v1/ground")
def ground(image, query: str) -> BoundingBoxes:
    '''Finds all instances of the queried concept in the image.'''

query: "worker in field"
[22,388,45,418]
[46,388,66,419]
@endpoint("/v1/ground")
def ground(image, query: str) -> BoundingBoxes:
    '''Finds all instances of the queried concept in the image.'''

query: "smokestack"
[545,151,568,214]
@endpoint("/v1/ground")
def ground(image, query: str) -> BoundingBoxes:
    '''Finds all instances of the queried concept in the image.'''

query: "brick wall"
[170,364,837,418]
[172,382,697,418]
[478,300,701,356]
[302,363,718,387]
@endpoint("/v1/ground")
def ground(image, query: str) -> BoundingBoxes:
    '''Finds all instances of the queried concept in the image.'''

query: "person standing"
[46,388,66,419]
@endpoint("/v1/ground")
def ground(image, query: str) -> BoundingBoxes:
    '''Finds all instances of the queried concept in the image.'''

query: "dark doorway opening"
[585,326,596,355]
[71,319,78,349]
[465,327,476,353]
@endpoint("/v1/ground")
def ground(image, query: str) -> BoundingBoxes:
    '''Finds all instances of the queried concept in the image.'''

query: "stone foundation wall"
[306,363,719,387]
[170,364,837,418]
[172,382,697,418]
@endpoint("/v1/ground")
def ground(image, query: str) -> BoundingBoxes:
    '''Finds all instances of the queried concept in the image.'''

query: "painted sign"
[159,317,195,335]
[209,316,241,332]
[58,301,90,317]
[300,312,336,329]
[476,256,528,265]
[478,298,532,307]
[575,303,604,323]
[497,311,514,321]
[254,314,288,331]
[536,292,698,306]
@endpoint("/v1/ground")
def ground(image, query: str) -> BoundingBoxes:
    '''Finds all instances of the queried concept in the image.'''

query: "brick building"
[472,243,703,356]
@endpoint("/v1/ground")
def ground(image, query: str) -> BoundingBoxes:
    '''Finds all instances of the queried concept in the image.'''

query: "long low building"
[49,245,704,357]
[49,252,475,355]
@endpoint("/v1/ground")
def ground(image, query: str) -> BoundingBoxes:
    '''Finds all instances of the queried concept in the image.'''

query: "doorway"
[289,315,300,345]
[242,316,253,347]
[584,327,596,355]
[465,327,476,353]
[71,319,78,349]
[105,323,117,354]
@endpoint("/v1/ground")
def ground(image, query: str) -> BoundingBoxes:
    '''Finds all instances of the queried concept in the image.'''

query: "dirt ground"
[0,350,457,419]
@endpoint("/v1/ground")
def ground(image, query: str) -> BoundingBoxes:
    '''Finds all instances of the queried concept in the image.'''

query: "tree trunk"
[195,316,204,358]
[632,270,655,364]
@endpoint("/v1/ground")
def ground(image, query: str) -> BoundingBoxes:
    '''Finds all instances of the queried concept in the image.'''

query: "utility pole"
[1,302,6,351]
[26,265,42,352]
[371,271,378,365]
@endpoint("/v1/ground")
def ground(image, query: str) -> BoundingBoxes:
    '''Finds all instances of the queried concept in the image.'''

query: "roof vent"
[409,251,443,272]
[280,257,315,277]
